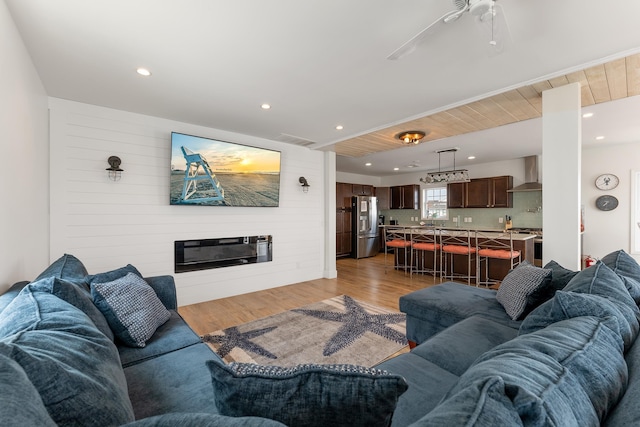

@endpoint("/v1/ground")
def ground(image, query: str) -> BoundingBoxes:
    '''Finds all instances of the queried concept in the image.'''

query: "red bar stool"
[440,229,477,285]
[476,230,521,287]
[384,226,411,274]
[410,227,441,277]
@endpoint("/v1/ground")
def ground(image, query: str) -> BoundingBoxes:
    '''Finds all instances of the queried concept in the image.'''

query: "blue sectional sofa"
[0,254,285,427]
[3,250,640,426]
[378,249,640,426]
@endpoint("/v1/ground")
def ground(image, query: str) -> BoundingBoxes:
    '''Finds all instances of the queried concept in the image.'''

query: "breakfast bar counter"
[383,226,536,283]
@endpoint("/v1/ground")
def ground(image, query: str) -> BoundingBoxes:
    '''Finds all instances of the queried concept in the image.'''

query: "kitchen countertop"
[382,225,537,241]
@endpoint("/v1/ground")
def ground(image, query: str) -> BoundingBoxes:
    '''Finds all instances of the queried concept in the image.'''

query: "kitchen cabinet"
[447,182,466,208]
[352,184,373,196]
[390,185,419,210]
[447,176,513,208]
[375,187,390,210]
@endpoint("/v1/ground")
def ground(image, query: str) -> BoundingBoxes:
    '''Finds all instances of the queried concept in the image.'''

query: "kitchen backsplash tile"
[381,191,542,230]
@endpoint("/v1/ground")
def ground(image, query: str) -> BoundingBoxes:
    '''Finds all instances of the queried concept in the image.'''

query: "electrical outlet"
[499,217,504,223]
[468,217,472,223]
[453,217,458,223]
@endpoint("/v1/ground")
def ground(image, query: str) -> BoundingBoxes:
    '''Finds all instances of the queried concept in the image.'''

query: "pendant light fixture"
[419,148,470,184]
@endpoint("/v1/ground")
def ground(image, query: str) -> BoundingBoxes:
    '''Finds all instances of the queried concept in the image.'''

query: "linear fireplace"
[174,235,272,273]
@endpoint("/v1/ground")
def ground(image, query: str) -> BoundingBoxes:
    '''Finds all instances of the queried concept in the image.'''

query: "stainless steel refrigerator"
[351,196,379,258]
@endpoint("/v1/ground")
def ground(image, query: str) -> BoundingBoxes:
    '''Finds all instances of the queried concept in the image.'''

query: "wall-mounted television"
[170,132,281,207]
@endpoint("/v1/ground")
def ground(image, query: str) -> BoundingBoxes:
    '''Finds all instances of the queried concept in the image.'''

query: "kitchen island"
[383,225,536,284]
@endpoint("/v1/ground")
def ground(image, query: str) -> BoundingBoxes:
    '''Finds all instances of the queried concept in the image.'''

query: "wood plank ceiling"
[334,53,640,158]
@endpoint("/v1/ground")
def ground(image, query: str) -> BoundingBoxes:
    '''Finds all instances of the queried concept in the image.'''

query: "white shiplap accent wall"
[48,98,326,306]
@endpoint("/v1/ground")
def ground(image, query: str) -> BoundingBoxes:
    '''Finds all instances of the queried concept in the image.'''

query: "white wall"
[48,99,326,306]
[336,171,381,186]
[0,0,49,292]
[582,142,640,262]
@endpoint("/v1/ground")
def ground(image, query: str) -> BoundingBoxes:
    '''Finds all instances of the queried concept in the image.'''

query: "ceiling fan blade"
[476,3,512,55]
[387,8,466,61]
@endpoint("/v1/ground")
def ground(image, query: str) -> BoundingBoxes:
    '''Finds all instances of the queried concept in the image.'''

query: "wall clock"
[595,173,619,190]
[595,195,619,211]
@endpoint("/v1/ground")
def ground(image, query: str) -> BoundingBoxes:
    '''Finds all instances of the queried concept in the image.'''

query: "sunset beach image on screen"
[170,132,281,207]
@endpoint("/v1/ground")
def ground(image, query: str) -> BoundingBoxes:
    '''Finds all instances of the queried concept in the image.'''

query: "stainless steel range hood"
[508,156,542,192]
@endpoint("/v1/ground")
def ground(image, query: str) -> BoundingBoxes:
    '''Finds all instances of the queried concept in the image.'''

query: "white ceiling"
[6,0,640,176]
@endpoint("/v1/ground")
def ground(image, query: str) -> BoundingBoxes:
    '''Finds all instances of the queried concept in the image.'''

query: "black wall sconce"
[106,156,124,181]
[299,176,310,193]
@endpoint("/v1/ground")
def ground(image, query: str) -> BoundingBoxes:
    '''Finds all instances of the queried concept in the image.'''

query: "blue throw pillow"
[207,359,408,427]
[446,316,626,426]
[543,260,579,290]
[412,376,522,426]
[0,353,57,427]
[34,253,89,290]
[520,291,634,350]
[29,276,114,341]
[0,285,135,426]
[92,272,171,347]
[86,263,143,285]
[496,261,552,320]
[563,262,640,344]
[601,249,640,305]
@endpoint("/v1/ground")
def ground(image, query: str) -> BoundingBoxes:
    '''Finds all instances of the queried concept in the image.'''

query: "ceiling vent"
[276,133,316,147]
[508,156,542,192]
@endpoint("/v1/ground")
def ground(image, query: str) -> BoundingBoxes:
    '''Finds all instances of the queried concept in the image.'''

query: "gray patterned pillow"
[91,272,170,347]
[496,261,552,320]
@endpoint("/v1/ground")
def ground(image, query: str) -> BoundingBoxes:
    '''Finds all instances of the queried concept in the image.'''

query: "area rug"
[202,295,408,367]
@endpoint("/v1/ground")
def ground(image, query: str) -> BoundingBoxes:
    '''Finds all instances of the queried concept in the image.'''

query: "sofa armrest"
[143,276,177,310]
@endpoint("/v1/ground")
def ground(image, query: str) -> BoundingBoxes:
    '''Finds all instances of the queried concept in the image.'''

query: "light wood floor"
[179,252,444,336]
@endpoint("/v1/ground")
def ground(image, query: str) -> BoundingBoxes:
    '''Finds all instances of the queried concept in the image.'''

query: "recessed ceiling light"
[582,112,594,118]
[365,162,372,166]
[261,103,271,110]
[393,167,400,171]
[336,125,344,130]
[468,156,476,160]
[136,68,151,77]
[596,136,605,140]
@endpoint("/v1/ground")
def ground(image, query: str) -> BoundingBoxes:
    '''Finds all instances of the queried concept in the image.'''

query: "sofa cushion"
[411,376,523,426]
[29,276,114,341]
[34,253,89,289]
[122,413,287,427]
[118,310,202,367]
[207,359,408,427]
[92,272,171,347]
[496,261,552,320]
[0,284,135,426]
[0,352,57,427]
[411,315,518,376]
[375,352,460,427]
[520,291,636,350]
[445,316,626,426]
[86,263,143,285]
[562,262,640,346]
[544,260,579,291]
[605,331,640,426]
[601,249,640,305]
[400,282,521,345]
[124,343,221,420]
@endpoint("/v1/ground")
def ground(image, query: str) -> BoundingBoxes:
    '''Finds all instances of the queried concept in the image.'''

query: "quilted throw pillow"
[496,261,552,320]
[207,359,408,427]
[91,272,170,347]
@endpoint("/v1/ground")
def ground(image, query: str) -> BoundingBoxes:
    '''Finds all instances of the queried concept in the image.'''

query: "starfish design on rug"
[292,295,408,356]
[202,326,278,359]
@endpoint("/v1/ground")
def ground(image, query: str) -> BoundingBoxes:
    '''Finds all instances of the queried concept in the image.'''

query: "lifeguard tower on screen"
[178,146,225,204]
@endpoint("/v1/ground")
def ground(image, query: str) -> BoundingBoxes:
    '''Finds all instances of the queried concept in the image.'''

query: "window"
[421,186,448,220]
